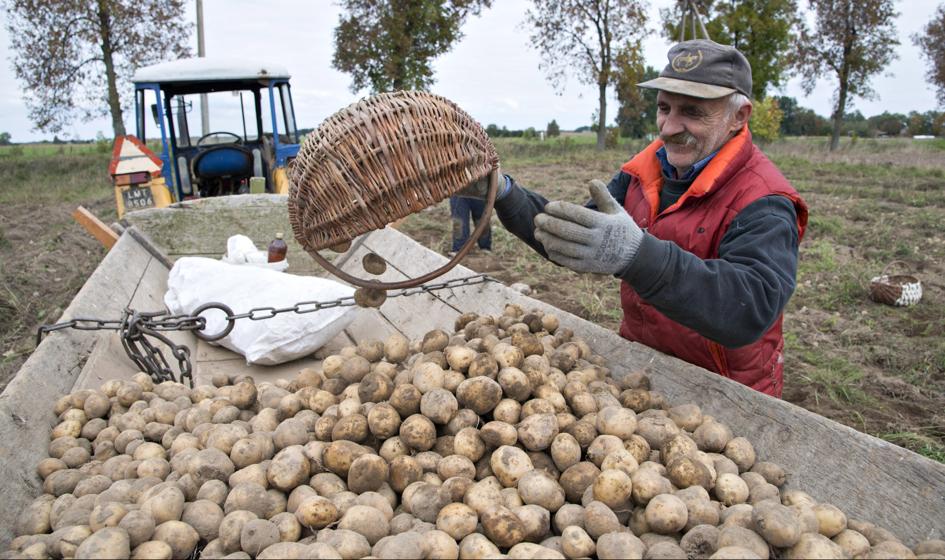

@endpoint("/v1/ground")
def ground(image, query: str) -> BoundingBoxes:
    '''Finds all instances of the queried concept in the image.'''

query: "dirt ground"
[1,137,943,461]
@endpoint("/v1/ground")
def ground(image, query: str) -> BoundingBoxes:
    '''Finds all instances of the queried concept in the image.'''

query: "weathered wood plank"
[366,226,945,545]
[0,234,153,548]
[123,194,327,276]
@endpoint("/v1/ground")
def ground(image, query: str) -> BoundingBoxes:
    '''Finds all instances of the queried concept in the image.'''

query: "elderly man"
[465,40,808,397]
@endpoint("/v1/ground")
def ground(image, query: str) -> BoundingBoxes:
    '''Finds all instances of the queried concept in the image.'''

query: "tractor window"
[135,88,163,146]
[263,83,295,144]
[279,83,298,143]
[172,90,260,145]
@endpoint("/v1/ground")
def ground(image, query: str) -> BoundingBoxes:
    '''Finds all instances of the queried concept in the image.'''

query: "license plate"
[122,186,155,211]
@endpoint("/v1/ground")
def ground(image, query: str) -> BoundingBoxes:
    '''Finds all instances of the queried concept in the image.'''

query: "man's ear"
[732,102,753,132]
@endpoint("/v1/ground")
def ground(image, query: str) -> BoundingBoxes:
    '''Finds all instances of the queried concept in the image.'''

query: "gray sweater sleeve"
[494,173,800,349]
[619,195,799,348]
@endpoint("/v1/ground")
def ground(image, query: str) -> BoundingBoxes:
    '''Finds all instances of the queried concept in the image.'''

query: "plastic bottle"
[268,232,287,263]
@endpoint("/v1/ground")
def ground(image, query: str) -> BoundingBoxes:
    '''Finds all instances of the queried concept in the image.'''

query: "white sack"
[164,257,357,365]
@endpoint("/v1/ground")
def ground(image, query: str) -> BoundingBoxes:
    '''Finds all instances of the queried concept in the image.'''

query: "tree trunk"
[596,81,607,150]
[97,0,125,138]
[829,80,847,152]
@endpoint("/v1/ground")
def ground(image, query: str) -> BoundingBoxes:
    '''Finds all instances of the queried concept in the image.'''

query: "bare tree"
[333,0,492,93]
[3,0,191,138]
[526,0,649,149]
[914,3,945,108]
[793,0,899,151]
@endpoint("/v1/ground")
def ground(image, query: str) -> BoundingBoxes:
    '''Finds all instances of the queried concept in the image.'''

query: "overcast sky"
[0,0,939,142]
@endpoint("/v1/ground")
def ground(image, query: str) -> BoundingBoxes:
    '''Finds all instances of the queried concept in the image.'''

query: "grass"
[0,144,113,207]
[880,432,945,462]
[794,348,873,407]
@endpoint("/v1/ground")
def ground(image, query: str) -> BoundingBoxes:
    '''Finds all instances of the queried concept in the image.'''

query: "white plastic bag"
[164,257,357,365]
[221,234,288,272]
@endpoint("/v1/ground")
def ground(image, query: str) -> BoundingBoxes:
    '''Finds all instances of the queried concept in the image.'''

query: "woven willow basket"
[869,261,922,307]
[288,91,499,290]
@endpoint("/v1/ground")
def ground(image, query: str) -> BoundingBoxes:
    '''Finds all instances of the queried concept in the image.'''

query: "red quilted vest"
[618,127,808,397]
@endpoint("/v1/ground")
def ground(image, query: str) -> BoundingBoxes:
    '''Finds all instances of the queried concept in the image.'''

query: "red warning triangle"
[109,135,163,177]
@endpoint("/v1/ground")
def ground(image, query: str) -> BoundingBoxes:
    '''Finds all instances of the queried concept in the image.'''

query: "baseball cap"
[638,39,752,99]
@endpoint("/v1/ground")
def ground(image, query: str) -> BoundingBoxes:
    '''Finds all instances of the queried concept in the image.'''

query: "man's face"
[656,90,744,173]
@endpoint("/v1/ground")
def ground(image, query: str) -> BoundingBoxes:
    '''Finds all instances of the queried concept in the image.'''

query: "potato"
[459,533,502,559]
[717,525,769,559]
[436,502,479,540]
[383,333,410,363]
[495,368,531,404]
[709,546,763,559]
[813,503,847,538]
[180,499,224,542]
[596,406,638,439]
[559,461,601,504]
[131,540,173,559]
[561,525,596,558]
[15,495,53,536]
[630,467,672,505]
[592,469,633,511]
[481,505,526,548]
[636,416,680,448]
[399,414,436,451]
[348,454,389,493]
[832,529,871,558]
[113,509,155,550]
[752,502,801,547]
[750,461,786,487]
[596,531,646,559]
[666,455,712,490]
[240,518,282,556]
[267,445,311,492]
[296,496,339,529]
[338,505,390,545]
[317,528,371,559]
[714,472,750,506]
[786,532,845,559]
[141,485,185,525]
[152,520,199,559]
[223,481,272,518]
[645,494,689,534]
[418,388,458,425]
[455,377,503,415]
[491,445,534,488]
[517,413,559,451]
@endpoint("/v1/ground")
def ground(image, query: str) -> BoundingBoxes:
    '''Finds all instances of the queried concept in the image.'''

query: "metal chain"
[35,273,497,387]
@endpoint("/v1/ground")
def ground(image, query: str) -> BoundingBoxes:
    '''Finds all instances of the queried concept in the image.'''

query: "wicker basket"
[289,91,497,248]
[287,91,499,290]
[869,261,922,307]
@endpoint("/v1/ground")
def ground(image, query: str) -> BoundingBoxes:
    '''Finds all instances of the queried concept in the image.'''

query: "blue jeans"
[449,196,492,252]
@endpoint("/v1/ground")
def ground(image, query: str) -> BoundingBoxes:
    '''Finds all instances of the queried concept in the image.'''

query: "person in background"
[448,195,492,257]
[460,39,807,397]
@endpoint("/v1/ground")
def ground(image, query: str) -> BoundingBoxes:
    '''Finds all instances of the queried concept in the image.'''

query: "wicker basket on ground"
[287,91,499,291]
[869,261,922,307]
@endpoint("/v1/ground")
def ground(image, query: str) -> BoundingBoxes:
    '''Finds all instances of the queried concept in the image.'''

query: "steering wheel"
[196,131,243,146]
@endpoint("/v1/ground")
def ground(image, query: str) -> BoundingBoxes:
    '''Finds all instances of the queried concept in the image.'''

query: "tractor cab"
[131,58,301,202]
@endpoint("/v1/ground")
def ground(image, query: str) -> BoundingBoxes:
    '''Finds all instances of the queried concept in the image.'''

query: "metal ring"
[307,168,499,290]
[192,302,236,342]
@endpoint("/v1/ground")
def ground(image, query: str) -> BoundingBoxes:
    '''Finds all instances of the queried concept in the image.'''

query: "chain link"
[35,273,498,387]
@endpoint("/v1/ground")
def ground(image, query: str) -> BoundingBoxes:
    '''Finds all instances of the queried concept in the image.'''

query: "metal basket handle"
[306,168,499,290]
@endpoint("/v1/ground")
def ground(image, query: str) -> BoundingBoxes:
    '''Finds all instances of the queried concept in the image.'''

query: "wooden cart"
[1,195,942,548]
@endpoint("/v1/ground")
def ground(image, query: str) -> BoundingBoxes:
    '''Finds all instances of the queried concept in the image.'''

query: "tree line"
[5,0,945,152]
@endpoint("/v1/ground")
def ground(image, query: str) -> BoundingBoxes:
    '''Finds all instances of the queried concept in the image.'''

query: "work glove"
[455,167,510,199]
[534,180,644,276]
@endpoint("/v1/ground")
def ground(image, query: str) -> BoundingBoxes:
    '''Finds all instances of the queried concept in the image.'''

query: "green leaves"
[332,0,492,93]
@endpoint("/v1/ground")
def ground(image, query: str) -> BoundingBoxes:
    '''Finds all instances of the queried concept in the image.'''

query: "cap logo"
[672,50,703,73]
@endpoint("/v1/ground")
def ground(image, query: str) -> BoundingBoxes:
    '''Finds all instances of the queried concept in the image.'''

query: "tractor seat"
[191,145,254,180]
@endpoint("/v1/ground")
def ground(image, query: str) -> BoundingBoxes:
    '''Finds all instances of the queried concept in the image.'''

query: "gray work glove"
[455,167,509,199]
[534,180,644,275]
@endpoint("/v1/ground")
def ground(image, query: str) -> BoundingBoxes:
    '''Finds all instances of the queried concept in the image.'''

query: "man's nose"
[660,111,685,137]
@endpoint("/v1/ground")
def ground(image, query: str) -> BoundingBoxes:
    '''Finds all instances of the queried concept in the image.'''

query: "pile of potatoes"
[6,304,945,559]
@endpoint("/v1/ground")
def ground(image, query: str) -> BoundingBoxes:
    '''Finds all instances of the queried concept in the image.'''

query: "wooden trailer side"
[0,234,163,548]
